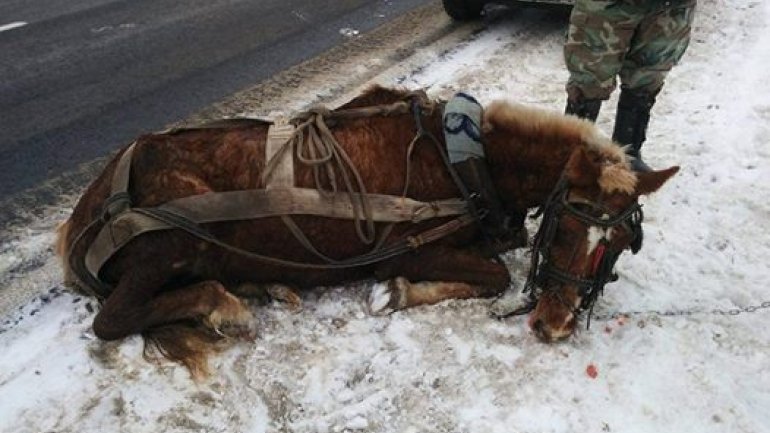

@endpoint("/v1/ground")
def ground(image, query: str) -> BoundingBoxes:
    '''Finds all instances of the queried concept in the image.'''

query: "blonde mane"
[484,100,637,194]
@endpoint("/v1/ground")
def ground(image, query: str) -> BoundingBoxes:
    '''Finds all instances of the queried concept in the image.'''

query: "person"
[563,0,697,171]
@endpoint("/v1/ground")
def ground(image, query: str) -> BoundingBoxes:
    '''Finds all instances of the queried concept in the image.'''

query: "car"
[442,0,574,21]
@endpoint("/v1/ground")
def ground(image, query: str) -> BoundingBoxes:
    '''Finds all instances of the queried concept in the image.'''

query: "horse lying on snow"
[56,86,678,375]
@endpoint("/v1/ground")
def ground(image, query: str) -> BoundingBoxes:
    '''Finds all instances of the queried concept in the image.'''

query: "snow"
[1,0,769,432]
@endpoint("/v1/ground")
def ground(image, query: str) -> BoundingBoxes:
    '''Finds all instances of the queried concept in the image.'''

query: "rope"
[261,109,373,244]
[261,92,439,252]
[262,95,435,246]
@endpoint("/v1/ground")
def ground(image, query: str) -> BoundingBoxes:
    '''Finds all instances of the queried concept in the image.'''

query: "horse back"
[60,108,466,290]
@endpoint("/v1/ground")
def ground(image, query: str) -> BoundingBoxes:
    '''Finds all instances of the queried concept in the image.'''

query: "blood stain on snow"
[586,364,599,379]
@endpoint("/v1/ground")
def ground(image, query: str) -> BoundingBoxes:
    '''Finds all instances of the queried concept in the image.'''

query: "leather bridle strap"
[561,192,642,229]
[517,180,643,322]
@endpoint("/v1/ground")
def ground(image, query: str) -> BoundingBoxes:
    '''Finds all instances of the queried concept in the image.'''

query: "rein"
[520,178,644,326]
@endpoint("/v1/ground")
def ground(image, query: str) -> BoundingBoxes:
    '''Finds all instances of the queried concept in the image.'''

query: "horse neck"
[483,128,580,211]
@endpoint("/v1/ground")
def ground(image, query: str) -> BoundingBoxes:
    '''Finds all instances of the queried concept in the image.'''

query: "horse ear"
[565,147,601,187]
[636,166,680,195]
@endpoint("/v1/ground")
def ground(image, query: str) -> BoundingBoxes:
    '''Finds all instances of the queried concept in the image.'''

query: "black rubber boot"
[452,157,511,239]
[565,97,602,122]
[612,87,656,172]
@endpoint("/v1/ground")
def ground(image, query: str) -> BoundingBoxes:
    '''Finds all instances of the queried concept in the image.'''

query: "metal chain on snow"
[591,300,770,321]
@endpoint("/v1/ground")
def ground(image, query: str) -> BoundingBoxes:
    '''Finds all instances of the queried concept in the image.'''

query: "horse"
[56,86,678,375]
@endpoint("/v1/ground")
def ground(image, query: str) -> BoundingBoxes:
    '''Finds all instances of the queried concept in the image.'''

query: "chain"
[592,300,770,321]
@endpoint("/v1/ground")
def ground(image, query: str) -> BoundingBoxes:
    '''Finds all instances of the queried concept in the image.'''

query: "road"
[0,0,464,314]
[0,0,434,199]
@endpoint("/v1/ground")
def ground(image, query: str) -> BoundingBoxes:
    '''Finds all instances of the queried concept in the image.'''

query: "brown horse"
[56,86,678,375]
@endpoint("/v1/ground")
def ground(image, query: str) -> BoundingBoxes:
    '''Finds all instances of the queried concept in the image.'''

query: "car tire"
[442,0,485,21]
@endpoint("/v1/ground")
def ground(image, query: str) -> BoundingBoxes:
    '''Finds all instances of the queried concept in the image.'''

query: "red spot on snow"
[604,325,612,334]
[586,364,598,379]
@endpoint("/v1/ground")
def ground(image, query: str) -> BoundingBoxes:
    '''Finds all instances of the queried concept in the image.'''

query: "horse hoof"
[230,282,271,306]
[204,292,256,340]
[368,277,407,315]
[267,284,303,313]
[216,321,259,342]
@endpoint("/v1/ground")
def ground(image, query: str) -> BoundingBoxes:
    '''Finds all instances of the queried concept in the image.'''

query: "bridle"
[523,177,644,326]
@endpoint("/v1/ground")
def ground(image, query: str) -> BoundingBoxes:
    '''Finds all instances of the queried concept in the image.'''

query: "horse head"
[527,146,679,342]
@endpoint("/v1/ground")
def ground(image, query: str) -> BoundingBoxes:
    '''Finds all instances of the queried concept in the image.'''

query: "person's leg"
[564,0,642,121]
[615,1,697,171]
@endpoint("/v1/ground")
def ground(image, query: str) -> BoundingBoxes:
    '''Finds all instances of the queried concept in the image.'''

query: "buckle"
[411,201,442,223]
[101,192,132,222]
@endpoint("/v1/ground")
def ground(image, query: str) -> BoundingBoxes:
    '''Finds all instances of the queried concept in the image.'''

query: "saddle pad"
[443,92,485,163]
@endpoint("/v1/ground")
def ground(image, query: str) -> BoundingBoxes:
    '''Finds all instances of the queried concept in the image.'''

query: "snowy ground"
[1,0,769,432]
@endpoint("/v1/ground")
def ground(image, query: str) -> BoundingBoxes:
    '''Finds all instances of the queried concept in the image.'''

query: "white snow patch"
[0,21,27,32]
[1,1,770,432]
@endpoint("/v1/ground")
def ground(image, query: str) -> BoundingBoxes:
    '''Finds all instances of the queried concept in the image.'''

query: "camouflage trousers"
[565,0,697,100]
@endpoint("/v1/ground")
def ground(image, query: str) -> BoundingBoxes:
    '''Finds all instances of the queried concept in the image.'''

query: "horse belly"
[100,216,381,290]
[206,217,380,288]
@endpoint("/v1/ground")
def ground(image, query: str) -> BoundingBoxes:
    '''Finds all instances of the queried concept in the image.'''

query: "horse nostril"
[532,319,544,332]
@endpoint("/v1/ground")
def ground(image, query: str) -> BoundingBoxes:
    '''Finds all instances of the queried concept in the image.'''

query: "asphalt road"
[0,0,434,199]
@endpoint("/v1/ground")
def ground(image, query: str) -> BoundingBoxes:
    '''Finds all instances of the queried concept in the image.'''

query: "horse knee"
[92,308,134,340]
[476,280,508,298]
[91,273,168,340]
[458,262,510,294]
[488,267,511,292]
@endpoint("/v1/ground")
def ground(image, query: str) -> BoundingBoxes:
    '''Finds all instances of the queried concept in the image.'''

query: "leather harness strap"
[84,187,469,281]
[158,188,467,224]
[264,118,296,190]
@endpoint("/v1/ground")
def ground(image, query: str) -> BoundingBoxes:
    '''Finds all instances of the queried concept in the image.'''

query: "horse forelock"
[598,163,637,195]
[580,125,637,195]
[483,100,637,195]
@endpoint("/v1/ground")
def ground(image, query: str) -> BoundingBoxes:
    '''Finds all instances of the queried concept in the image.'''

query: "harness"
[517,178,644,326]
[69,92,490,299]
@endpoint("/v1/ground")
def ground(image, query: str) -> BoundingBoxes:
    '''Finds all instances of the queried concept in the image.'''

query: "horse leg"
[93,277,254,341]
[369,246,510,314]
[369,277,487,315]
[231,282,303,312]
[153,282,255,338]
[92,275,255,377]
